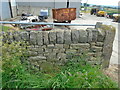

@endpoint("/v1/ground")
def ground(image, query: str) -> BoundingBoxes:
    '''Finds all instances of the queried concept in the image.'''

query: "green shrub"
[2,42,118,88]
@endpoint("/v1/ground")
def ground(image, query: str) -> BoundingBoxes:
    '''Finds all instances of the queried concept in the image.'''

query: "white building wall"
[0,0,11,20]
[16,0,81,17]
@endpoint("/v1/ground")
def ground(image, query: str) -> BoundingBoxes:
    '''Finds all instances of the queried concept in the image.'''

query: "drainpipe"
[67,0,69,8]
[8,0,13,18]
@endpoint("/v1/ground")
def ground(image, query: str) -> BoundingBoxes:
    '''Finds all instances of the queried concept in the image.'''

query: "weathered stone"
[37,31,43,46]
[96,42,104,47]
[95,22,102,29]
[55,44,63,49]
[88,52,102,57]
[7,32,14,43]
[37,60,47,65]
[29,56,47,61]
[53,49,59,53]
[70,43,90,49]
[47,53,56,60]
[13,32,21,41]
[64,30,71,44]
[49,31,56,44]
[30,31,37,45]
[28,47,38,52]
[92,29,98,42]
[20,31,29,41]
[71,30,79,43]
[91,46,103,52]
[66,54,73,59]
[86,28,93,42]
[42,45,46,50]
[28,51,38,56]
[43,31,49,45]
[53,48,65,53]
[103,28,116,46]
[66,49,77,54]
[90,42,96,47]
[2,32,7,43]
[97,29,105,42]
[43,52,49,57]
[44,48,53,52]
[56,31,64,44]
[88,61,102,65]
[102,26,116,68]
[88,57,97,61]
[38,47,43,54]
[63,44,70,49]
[34,45,39,48]
[79,30,88,43]
[47,44,55,49]
[57,53,66,60]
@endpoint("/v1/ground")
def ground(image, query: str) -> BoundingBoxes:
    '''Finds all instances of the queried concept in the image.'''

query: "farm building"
[0,0,81,20]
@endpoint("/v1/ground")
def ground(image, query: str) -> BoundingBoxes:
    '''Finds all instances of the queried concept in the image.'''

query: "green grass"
[0,25,13,32]
[2,42,118,88]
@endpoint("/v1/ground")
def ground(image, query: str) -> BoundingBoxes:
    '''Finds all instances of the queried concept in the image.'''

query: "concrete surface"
[70,13,119,65]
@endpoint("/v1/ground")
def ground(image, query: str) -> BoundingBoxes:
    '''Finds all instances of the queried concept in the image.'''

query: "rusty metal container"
[52,8,76,23]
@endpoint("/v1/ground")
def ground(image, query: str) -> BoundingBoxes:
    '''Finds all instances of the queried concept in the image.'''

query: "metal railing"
[0,21,96,26]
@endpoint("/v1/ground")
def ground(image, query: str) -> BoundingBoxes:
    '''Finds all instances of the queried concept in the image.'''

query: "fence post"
[95,22,102,29]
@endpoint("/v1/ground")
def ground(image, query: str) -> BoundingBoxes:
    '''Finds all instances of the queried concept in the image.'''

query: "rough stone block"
[86,28,93,42]
[28,51,38,56]
[79,30,88,43]
[70,43,90,49]
[37,31,43,46]
[47,44,55,49]
[63,44,70,49]
[96,42,104,47]
[30,31,37,45]
[42,45,46,50]
[57,53,66,60]
[44,48,53,53]
[2,32,7,43]
[91,46,103,52]
[49,31,56,44]
[92,29,98,42]
[88,52,102,57]
[47,53,56,60]
[38,47,43,54]
[97,29,105,42]
[13,32,21,42]
[56,31,64,44]
[27,47,39,52]
[53,48,65,53]
[71,30,79,43]
[64,30,71,44]
[43,31,49,45]
[20,31,29,41]
[90,42,96,47]
[55,44,63,49]
[29,56,47,61]
[66,49,77,54]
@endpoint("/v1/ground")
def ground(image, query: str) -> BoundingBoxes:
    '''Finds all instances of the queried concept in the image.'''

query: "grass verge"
[2,42,118,88]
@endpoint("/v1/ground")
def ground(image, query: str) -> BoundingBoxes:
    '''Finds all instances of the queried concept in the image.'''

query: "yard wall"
[2,24,116,69]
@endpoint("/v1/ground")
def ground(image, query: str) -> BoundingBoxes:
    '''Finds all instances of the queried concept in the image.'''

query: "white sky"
[81,0,120,6]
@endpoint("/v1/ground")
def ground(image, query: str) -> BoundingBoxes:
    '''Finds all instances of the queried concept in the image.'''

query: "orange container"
[52,8,76,23]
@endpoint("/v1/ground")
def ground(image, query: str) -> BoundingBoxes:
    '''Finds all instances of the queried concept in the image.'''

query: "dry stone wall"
[2,24,116,69]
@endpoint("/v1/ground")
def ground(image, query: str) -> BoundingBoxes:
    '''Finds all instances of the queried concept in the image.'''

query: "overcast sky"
[81,0,120,6]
